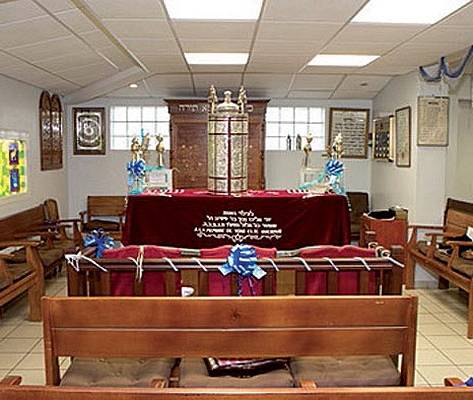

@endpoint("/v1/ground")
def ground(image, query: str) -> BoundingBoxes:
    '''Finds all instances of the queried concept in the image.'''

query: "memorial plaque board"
[328,108,369,158]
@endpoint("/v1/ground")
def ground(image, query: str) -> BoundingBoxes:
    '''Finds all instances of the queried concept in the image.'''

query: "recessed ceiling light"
[129,83,138,88]
[308,54,379,67]
[184,53,249,65]
[163,0,263,20]
[353,0,469,24]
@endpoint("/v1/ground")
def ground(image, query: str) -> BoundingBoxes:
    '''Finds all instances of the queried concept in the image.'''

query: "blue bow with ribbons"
[325,158,344,176]
[127,159,146,179]
[83,229,115,258]
[219,244,266,296]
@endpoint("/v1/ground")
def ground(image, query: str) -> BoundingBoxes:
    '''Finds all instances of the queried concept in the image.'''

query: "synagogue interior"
[1,0,473,398]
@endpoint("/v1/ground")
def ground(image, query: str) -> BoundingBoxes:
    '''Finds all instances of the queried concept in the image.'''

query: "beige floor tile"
[0,370,11,381]
[0,353,26,369]
[426,335,473,350]
[0,338,40,353]
[415,371,429,386]
[441,349,473,365]
[0,325,17,338]
[7,323,43,339]
[417,335,435,350]
[30,339,44,354]
[10,369,45,385]
[417,365,467,385]
[433,312,465,324]
[418,314,441,325]
[14,353,45,370]
[458,365,473,377]
[419,323,457,336]
[416,349,452,366]
[448,323,469,336]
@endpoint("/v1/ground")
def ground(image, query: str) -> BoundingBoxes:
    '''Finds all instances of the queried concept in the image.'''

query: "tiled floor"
[0,274,472,386]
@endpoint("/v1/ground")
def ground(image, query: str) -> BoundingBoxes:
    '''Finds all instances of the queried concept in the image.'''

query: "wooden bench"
[1,381,473,400]
[79,196,126,239]
[42,296,417,388]
[346,192,369,242]
[0,241,43,321]
[406,198,473,338]
[0,203,78,277]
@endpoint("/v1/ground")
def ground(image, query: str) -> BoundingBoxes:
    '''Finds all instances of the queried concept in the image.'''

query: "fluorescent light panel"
[309,54,379,67]
[185,53,249,65]
[163,0,263,20]
[353,0,470,24]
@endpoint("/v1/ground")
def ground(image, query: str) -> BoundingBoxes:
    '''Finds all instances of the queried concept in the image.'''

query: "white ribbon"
[65,252,108,272]
[192,257,208,272]
[264,257,279,272]
[293,257,312,271]
[354,257,371,271]
[323,257,340,272]
[128,245,145,282]
[163,257,178,272]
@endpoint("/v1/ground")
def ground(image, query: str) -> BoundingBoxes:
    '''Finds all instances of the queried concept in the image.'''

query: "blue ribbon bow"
[219,244,266,296]
[325,158,344,176]
[83,229,115,258]
[127,159,146,179]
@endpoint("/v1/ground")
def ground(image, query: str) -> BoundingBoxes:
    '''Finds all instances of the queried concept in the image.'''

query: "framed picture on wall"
[417,96,449,147]
[328,108,369,158]
[395,106,411,168]
[73,107,106,155]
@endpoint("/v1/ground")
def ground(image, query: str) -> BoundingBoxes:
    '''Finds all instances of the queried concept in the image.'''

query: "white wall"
[66,97,373,216]
[0,74,68,218]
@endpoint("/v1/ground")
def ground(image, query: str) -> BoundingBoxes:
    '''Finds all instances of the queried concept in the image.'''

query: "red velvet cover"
[103,246,182,296]
[300,245,377,294]
[122,190,350,250]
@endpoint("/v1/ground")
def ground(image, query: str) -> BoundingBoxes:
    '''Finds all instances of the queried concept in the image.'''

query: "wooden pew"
[1,383,473,400]
[79,196,126,239]
[66,255,404,297]
[406,198,473,338]
[42,296,417,387]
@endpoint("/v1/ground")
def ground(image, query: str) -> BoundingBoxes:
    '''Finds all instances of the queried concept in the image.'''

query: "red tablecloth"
[122,190,350,250]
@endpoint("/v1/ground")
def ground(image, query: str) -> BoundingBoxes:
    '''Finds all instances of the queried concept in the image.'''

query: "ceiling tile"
[441,3,473,26]
[0,52,24,69]
[33,50,104,72]
[323,41,396,55]
[7,35,90,61]
[0,0,46,24]
[337,75,392,91]
[57,61,117,83]
[174,21,255,40]
[244,88,287,98]
[98,46,136,69]
[122,38,181,55]
[106,84,152,97]
[193,73,242,90]
[181,39,251,53]
[263,0,366,22]
[357,62,417,76]
[0,16,70,48]
[79,29,113,49]
[145,74,193,90]
[292,74,344,90]
[84,0,166,19]
[101,18,174,39]
[1,63,62,84]
[243,73,293,90]
[247,54,310,73]
[334,23,425,44]
[331,89,379,99]
[189,65,245,73]
[288,90,333,99]
[36,0,76,13]
[252,40,324,55]
[257,21,341,42]
[411,25,473,46]
[54,9,97,33]
[138,54,188,73]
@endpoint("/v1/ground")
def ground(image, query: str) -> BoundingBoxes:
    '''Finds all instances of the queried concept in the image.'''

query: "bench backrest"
[445,209,473,237]
[43,296,417,386]
[1,385,473,400]
[0,205,46,241]
[87,196,126,218]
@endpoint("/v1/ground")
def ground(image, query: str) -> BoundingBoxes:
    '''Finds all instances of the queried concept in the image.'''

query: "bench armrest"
[13,230,56,239]
[0,376,22,386]
[447,240,473,246]
[298,379,317,389]
[0,240,40,248]
[444,377,465,386]
[408,224,444,230]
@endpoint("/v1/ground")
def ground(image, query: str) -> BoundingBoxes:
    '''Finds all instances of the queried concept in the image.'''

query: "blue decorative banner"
[419,45,473,82]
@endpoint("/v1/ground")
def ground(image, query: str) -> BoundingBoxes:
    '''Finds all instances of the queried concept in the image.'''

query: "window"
[266,107,325,151]
[110,106,170,150]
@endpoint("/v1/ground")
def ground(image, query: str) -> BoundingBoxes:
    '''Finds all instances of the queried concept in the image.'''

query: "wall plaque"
[417,96,449,147]
[73,107,106,155]
[395,106,411,168]
[328,108,369,158]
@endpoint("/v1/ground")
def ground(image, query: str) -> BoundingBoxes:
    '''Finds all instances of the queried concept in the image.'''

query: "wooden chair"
[43,199,82,248]
[406,198,473,337]
[79,196,126,239]
[0,240,43,321]
[347,192,369,242]
[42,296,417,388]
